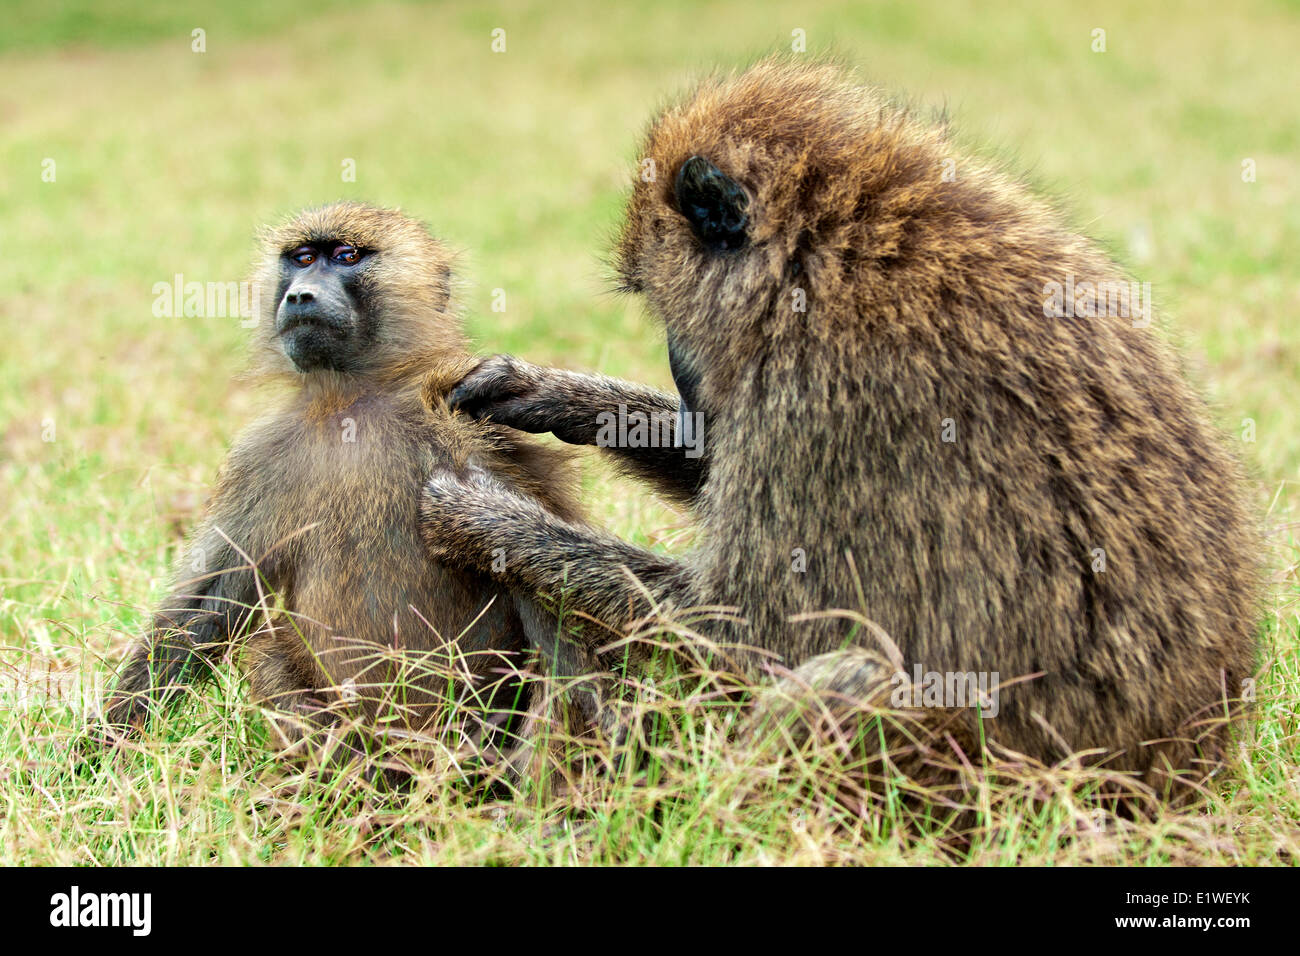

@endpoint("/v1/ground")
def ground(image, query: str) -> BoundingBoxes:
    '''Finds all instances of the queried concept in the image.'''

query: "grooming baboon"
[103,201,593,774]
[421,60,1260,803]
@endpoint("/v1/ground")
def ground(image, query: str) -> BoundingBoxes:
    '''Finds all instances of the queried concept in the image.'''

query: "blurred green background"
[1,0,1298,685]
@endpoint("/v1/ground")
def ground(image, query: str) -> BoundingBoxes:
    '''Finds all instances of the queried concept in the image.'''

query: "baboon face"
[255,202,464,379]
[274,239,373,373]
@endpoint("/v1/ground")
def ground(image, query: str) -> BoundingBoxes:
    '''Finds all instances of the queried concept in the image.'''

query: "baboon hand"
[447,354,599,443]
[420,464,546,574]
[448,355,546,426]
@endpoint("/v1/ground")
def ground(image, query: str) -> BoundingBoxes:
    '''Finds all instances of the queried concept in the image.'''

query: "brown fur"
[103,202,582,775]
[422,60,1261,805]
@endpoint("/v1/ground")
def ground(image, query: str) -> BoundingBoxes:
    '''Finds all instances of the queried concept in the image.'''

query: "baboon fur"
[422,60,1261,803]
[103,202,584,773]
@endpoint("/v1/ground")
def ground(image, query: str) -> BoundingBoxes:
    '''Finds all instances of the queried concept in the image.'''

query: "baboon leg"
[488,665,626,793]
[490,681,567,787]
[244,633,370,772]
[514,595,630,744]
[740,648,978,816]
[102,534,257,735]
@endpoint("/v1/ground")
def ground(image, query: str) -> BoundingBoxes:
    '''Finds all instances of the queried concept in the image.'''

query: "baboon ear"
[674,156,750,252]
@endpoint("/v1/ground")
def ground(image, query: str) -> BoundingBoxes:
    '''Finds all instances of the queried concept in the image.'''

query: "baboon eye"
[289,246,316,267]
[673,155,750,252]
[332,244,362,265]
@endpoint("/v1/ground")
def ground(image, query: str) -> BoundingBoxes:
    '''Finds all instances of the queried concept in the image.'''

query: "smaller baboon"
[422,60,1261,807]
[102,202,597,775]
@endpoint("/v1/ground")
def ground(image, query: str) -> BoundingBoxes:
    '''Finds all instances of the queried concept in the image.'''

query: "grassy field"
[1,0,1298,865]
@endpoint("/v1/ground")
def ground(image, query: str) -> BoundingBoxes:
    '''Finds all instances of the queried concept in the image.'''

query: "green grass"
[2,0,1298,864]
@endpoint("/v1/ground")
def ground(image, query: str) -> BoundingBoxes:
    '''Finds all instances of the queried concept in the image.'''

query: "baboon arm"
[102,526,259,731]
[447,355,708,502]
[422,471,698,631]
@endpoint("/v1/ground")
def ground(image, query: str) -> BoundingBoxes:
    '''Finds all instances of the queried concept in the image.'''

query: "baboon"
[421,60,1261,803]
[102,201,593,775]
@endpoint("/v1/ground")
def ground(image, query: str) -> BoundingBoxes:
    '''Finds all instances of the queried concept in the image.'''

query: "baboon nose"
[286,290,315,305]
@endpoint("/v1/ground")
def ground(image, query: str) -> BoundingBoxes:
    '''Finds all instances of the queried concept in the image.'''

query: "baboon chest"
[251,401,513,663]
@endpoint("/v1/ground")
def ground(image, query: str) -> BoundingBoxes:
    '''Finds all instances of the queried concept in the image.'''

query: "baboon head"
[253,201,465,381]
[615,59,1025,415]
